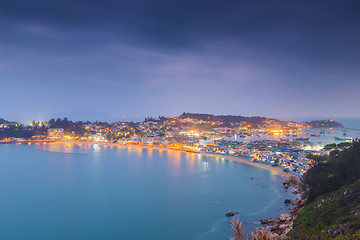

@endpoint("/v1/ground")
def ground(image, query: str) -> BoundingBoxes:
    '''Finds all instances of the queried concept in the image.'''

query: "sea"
[225,118,360,145]
[0,143,296,240]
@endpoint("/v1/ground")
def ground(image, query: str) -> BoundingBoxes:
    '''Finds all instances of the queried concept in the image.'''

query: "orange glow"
[270,129,283,133]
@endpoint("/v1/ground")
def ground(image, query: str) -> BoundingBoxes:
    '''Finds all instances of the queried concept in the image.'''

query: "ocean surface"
[0,143,296,240]
[225,127,360,146]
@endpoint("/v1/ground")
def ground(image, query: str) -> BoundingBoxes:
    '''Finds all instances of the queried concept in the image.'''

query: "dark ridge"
[306,120,344,128]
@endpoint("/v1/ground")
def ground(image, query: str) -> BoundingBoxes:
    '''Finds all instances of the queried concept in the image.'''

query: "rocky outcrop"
[258,177,306,239]
[259,178,307,239]
[225,211,235,216]
[279,214,291,222]
[268,214,294,239]
[291,198,300,205]
[283,176,303,193]
[260,218,272,224]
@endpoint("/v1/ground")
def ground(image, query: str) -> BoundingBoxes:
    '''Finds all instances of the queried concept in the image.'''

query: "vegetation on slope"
[302,142,360,202]
[229,142,360,239]
[289,142,360,239]
[0,118,11,124]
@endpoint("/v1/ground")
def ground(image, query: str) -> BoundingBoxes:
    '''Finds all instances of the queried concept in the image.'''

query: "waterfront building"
[199,138,214,146]
[142,136,155,145]
[47,128,64,139]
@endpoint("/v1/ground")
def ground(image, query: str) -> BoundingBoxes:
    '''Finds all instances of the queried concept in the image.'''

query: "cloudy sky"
[1,0,359,122]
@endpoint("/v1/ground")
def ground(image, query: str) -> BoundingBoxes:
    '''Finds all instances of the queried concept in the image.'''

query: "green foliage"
[290,142,360,238]
[48,117,87,136]
[294,180,360,228]
[306,153,324,163]
[302,142,360,202]
[323,142,352,150]
[324,143,337,150]
[0,124,46,139]
[337,142,352,149]
[290,223,333,239]
[106,132,131,141]
[290,224,360,239]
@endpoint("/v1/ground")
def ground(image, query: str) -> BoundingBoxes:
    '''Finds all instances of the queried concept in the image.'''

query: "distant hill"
[0,118,11,124]
[178,112,272,125]
[306,120,343,128]
[179,113,344,129]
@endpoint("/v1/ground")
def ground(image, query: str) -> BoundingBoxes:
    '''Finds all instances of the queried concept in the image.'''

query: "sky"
[1,0,360,123]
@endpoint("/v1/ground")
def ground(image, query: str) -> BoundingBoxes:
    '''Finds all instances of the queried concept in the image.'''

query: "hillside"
[306,120,344,128]
[291,179,360,238]
[289,142,360,239]
[178,112,343,129]
[0,118,11,124]
[179,112,277,126]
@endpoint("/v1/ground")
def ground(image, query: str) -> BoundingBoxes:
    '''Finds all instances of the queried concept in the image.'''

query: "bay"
[0,143,295,240]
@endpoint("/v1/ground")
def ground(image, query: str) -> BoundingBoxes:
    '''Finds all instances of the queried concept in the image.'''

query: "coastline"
[6,139,302,238]
[55,140,303,238]
[52,140,298,179]
[1,139,299,178]
[3,139,299,179]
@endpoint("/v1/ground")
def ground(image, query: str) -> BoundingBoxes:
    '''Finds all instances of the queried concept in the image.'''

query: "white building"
[199,138,214,146]
[142,137,155,145]
[47,128,64,139]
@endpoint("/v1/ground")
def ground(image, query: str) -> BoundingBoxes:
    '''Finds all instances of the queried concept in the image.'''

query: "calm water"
[226,127,360,146]
[0,143,295,240]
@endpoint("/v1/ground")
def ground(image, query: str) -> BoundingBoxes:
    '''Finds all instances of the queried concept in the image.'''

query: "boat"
[311,134,321,137]
[295,137,309,141]
[335,136,353,141]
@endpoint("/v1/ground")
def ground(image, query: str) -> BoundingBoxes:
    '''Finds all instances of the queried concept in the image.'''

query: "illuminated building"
[199,138,214,146]
[47,128,64,139]
[142,136,155,145]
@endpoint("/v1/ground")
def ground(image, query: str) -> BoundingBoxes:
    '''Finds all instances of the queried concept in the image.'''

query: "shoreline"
[52,140,298,179]
[5,139,302,238]
[1,139,300,179]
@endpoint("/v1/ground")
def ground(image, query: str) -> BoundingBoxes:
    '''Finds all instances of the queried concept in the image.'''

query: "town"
[0,113,354,177]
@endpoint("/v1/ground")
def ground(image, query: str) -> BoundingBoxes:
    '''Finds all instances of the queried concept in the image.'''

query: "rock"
[278,224,288,232]
[260,218,272,224]
[284,199,292,204]
[298,199,307,207]
[292,199,300,205]
[270,224,280,232]
[225,211,235,216]
[279,214,290,222]
[283,180,290,186]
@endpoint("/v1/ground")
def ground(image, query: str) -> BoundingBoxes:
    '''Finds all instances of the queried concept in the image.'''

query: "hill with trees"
[290,141,360,239]
[0,118,12,124]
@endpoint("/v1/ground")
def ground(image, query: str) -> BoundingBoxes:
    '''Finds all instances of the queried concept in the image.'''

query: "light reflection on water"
[1,143,297,240]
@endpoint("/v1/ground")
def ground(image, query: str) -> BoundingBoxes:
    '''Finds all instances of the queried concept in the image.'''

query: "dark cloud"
[0,0,359,121]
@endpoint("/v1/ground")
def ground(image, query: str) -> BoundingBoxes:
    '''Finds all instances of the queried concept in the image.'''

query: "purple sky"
[1,0,360,123]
